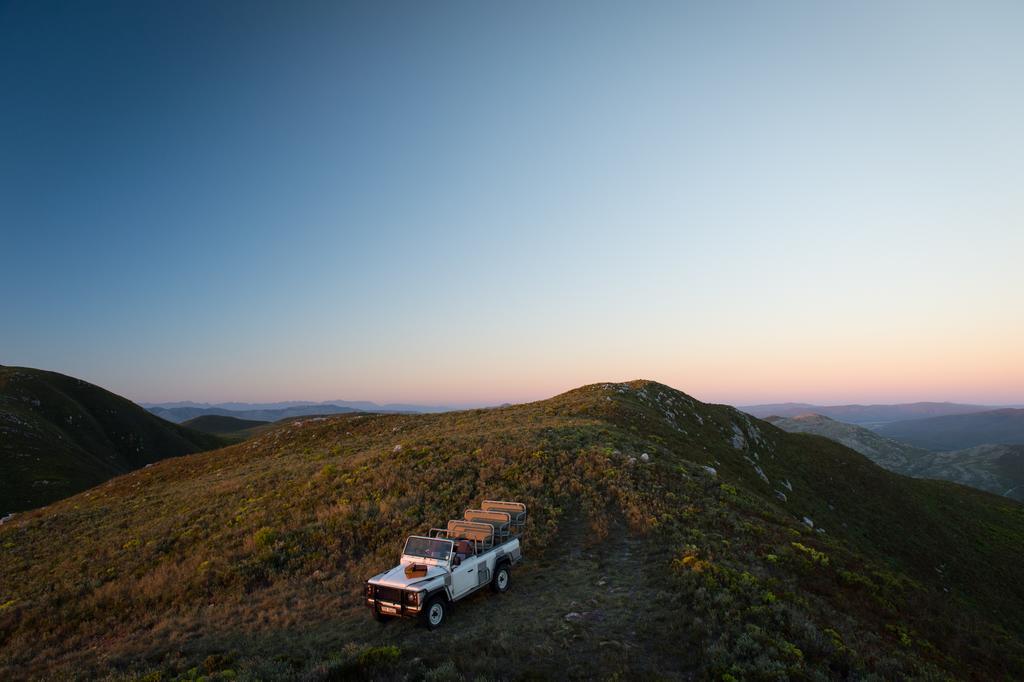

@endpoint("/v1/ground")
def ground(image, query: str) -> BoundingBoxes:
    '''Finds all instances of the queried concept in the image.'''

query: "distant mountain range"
[875,408,1024,451]
[742,401,998,426]
[142,398,454,415]
[766,413,1024,502]
[147,404,360,424]
[143,399,455,424]
[0,366,222,514]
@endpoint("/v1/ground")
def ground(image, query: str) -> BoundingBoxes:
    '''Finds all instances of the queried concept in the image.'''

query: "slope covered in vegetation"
[1,381,1022,680]
[180,414,272,437]
[764,413,932,471]
[767,414,1024,502]
[877,408,1024,450]
[0,366,223,514]
[180,415,270,434]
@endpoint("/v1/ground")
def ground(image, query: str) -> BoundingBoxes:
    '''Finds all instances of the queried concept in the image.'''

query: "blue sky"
[2,1,1023,405]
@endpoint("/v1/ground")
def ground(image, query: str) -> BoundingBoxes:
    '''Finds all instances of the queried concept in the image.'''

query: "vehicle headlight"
[365,583,374,598]
[406,591,421,605]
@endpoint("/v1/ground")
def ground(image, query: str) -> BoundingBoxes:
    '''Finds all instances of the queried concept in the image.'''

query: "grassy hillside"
[0,366,224,515]
[877,408,1024,450]
[1,381,1022,680]
[767,414,1024,502]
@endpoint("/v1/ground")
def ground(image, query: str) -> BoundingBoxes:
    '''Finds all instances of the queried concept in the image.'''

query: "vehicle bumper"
[366,597,422,618]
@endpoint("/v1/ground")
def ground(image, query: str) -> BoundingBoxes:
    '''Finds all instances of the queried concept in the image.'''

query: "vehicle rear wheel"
[421,596,447,629]
[491,564,511,593]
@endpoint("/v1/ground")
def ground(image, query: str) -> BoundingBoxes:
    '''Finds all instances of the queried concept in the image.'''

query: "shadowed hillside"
[0,366,223,515]
[768,414,1024,502]
[1,381,1022,680]
[876,408,1024,451]
[180,415,274,445]
[181,415,271,434]
[764,414,932,472]
[915,444,1024,501]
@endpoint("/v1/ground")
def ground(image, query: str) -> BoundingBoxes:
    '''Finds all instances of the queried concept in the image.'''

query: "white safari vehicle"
[364,500,527,628]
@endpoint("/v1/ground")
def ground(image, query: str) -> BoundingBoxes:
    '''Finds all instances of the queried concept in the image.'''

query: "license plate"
[380,605,398,615]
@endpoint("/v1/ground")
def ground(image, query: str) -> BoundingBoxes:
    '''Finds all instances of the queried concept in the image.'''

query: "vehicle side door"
[449,553,484,599]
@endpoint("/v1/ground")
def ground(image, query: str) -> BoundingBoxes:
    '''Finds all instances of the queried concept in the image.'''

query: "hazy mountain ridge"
[743,401,996,426]
[147,404,359,424]
[2,380,1022,679]
[144,399,454,416]
[767,414,1024,502]
[0,366,223,515]
[876,408,1024,451]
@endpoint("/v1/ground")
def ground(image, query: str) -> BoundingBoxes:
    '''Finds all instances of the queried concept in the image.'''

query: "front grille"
[375,586,402,603]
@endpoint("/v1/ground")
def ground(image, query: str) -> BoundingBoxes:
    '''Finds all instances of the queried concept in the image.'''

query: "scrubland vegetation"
[1,381,1022,680]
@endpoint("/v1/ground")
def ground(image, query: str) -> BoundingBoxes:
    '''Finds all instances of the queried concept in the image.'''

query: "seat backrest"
[446,520,494,546]
[465,509,511,526]
[482,500,527,519]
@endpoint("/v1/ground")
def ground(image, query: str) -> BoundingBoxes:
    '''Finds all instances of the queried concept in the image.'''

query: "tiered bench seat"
[446,519,495,552]
[482,500,527,531]
[426,501,527,559]
[464,509,512,541]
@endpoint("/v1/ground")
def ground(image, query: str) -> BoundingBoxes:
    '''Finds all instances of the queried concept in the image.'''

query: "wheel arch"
[425,585,452,603]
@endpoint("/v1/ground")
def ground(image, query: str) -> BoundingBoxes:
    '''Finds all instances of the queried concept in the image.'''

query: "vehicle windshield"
[403,537,453,561]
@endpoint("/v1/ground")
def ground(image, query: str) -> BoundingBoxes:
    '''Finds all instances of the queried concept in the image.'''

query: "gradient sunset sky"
[2,2,1022,407]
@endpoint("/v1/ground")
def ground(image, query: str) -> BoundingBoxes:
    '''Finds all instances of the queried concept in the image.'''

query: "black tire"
[372,608,394,623]
[491,564,511,593]
[421,596,447,629]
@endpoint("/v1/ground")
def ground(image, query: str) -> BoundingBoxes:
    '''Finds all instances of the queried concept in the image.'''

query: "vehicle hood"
[371,562,448,589]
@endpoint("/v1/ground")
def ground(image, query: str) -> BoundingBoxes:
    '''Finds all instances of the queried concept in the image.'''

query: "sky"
[2,1,1023,407]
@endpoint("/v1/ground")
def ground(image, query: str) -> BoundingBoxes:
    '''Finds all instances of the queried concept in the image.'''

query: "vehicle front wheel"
[421,596,447,629]
[491,564,511,593]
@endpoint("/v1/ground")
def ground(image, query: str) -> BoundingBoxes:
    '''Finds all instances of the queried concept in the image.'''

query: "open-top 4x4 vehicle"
[364,500,527,628]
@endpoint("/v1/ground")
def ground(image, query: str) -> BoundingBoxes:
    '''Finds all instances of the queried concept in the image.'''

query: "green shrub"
[253,527,277,549]
[791,542,829,566]
[355,645,400,668]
